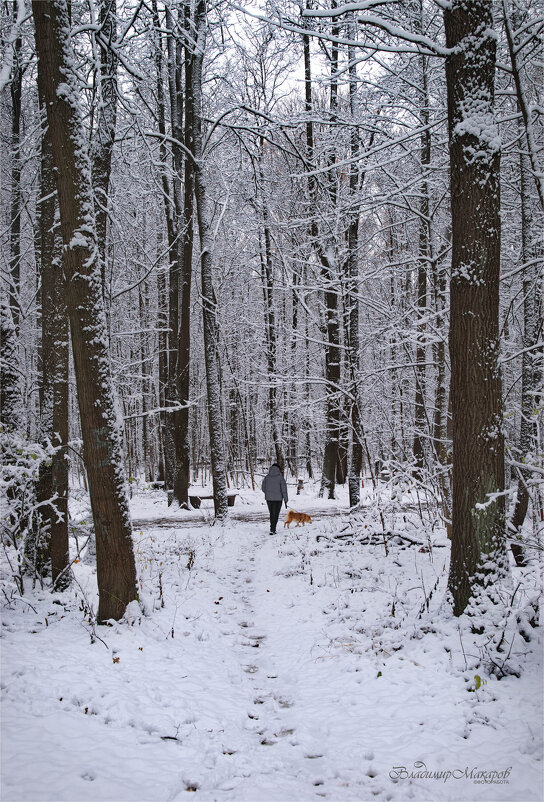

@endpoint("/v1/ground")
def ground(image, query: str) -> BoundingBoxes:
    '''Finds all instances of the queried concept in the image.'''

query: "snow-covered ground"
[1,482,542,802]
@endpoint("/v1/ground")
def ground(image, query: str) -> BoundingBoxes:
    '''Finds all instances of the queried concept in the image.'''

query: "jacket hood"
[268,465,282,476]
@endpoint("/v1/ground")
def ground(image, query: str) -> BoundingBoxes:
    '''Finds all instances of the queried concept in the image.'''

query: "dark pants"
[266,500,282,533]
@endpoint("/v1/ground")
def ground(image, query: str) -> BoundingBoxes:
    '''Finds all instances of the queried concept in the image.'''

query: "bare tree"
[33,0,138,622]
[190,0,228,519]
[301,16,341,499]
[150,0,179,494]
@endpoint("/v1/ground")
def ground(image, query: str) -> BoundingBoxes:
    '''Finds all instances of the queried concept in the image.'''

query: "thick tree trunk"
[33,0,138,622]
[191,0,228,520]
[444,0,509,617]
[37,83,70,587]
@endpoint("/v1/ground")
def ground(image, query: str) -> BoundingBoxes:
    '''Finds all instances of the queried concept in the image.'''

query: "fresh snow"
[1,483,542,802]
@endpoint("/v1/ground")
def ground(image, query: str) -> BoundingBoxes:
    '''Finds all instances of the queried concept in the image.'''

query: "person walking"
[262,463,288,535]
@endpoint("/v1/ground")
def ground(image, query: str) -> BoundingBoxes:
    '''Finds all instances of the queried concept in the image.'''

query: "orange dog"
[284,510,312,528]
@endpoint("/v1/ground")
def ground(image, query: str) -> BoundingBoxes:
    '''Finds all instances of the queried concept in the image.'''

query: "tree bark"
[444,0,509,617]
[37,82,70,587]
[165,5,190,507]
[172,2,195,508]
[33,0,138,622]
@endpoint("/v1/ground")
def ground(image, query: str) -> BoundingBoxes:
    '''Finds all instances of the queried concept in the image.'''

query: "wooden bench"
[189,493,237,509]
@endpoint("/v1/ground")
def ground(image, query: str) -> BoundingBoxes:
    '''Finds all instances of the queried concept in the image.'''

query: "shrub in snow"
[0,427,57,592]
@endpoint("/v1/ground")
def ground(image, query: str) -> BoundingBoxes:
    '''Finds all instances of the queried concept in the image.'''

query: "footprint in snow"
[275,696,293,708]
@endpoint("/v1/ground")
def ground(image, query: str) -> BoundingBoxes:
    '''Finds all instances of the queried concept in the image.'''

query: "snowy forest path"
[160,521,403,801]
[183,524,332,798]
[132,500,345,529]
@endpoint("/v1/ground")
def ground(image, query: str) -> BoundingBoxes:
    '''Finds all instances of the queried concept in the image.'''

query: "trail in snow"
[165,524,402,802]
[131,503,343,529]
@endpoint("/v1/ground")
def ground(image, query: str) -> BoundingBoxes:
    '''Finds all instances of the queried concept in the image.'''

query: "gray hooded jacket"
[262,465,288,503]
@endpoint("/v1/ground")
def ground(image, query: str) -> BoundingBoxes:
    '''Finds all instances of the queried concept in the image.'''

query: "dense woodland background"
[0,0,542,622]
